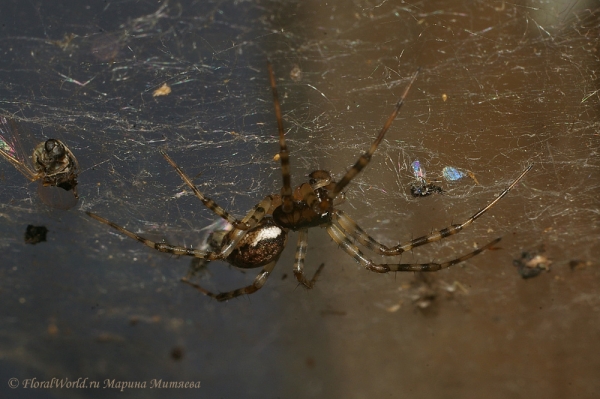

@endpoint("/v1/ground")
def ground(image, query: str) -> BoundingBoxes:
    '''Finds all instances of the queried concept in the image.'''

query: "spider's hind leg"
[181,256,280,301]
[293,229,325,289]
[327,223,502,273]
[384,237,502,272]
[333,164,533,257]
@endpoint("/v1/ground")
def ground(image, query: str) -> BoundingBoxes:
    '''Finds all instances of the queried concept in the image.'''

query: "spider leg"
[327,224,501,273]
[326,68,421,209]
[333,164,533,256]
[181,256,280,301]
[87,212,225,259]
[86,196,273,261]
[267,62,294,214]
[293,229,325,288]
[160,150,251,230]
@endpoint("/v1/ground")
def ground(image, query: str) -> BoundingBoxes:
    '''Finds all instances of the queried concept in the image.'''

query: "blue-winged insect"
[442,166,480,185]
[410,159,442,197]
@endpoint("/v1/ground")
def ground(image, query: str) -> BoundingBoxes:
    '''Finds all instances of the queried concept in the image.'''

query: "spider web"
[0,0,598,398]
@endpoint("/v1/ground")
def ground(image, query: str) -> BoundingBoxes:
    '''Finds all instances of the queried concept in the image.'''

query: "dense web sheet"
[0,1,598,398]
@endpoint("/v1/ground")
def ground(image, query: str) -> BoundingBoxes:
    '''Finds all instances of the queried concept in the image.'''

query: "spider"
[0,117,79,208]
[87,64,532,301]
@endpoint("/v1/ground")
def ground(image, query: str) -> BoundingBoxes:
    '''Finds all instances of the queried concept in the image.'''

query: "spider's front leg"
[87,211,223,259]
[160,150,253,231]
[323,68,421,211]
[87,195,273,264]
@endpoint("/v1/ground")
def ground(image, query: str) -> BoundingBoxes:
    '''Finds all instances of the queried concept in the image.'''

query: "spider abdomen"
[227,218,288,269]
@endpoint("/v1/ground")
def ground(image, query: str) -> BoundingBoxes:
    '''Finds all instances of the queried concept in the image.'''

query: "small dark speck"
[281,273,288,280]
[171,346,184,361]
[24,225,48,244]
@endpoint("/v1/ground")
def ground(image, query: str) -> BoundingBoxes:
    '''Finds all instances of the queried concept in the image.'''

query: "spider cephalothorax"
[273,170,336,230]
[88,63,532,301]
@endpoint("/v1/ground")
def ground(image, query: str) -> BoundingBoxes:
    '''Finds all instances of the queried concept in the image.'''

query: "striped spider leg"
[327,165,533,273]
[160,151,252,232]
[269,64,421,290]
[87,63,421,301]
[87,189,273,263]
[94,63,532,302]
[87,152,290,301]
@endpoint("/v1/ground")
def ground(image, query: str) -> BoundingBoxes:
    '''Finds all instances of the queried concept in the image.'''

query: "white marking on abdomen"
[251,226,283,247]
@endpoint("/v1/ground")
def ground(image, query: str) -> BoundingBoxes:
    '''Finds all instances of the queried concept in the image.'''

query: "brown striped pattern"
[328,223,502,273]
[296,183,319,209]
[333,164,533,256]
[160,150,250,230]
[293,229,325,288]
[181,257,279,301]
[329,68,421,204]
[87,212,210,259]
[86,196,273,261]
[268,63,294,213]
